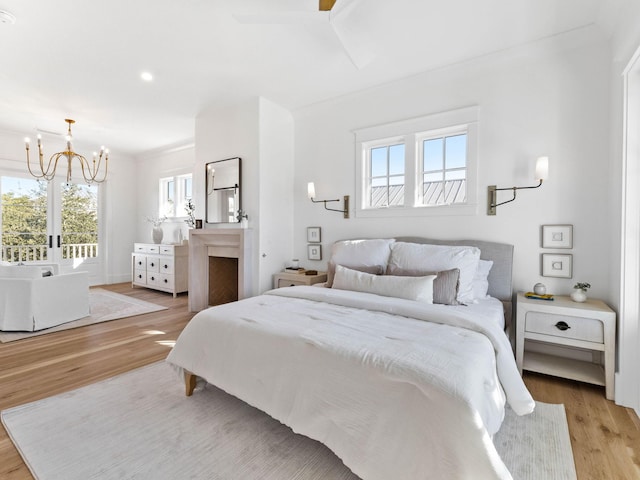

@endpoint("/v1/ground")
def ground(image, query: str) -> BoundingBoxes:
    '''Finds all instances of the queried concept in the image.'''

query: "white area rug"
[1,362,576,480]
[0,289,168,343]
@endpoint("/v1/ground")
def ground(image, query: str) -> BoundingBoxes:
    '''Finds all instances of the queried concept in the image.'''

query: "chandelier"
[24,119,109,184]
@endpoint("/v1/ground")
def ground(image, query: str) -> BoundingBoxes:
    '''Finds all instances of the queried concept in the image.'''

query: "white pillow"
[387,242,481,304]
[333,264,436,303]
[326,238,395,287]
[472,259,493,300]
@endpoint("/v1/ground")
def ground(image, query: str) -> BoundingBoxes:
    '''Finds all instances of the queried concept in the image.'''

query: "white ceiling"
[0,0,623,156]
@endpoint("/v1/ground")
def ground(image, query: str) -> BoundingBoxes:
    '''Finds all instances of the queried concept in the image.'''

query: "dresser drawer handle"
[555,321,571,331]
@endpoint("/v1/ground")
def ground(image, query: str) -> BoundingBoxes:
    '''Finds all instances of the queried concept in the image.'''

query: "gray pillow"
[386,266,460,305]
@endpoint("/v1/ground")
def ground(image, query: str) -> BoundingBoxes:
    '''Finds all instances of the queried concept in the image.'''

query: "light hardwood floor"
[0,283,638,479]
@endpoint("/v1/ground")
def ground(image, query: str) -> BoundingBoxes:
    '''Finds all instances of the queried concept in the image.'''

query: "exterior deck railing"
[1,243,98,263]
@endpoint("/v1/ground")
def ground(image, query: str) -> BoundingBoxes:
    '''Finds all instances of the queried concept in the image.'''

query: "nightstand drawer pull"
[555,321,571,331]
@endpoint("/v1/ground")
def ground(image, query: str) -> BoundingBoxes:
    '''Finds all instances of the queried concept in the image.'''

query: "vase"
[570,288,587,303]
[152,226,163,244]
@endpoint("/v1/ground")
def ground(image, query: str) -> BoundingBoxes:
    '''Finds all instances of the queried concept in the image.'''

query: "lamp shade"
[307,182,316,199]
[535,156,549,181]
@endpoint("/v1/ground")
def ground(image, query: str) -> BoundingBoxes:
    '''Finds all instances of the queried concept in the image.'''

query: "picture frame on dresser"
[541,253,572,278]
[307,244,322,261]
[541,224,573,248]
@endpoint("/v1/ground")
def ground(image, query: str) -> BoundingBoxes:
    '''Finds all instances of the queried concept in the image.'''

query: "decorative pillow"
[333,264,436,303]
[387,242,481,304]
[326,238,395,287]
[472,259,493,300]
[386,266,460,305]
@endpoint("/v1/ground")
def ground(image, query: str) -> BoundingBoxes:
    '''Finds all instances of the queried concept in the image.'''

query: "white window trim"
[354,106,478,218]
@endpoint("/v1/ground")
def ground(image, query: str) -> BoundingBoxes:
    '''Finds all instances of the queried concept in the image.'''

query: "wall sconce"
[307,182,350,219]
[487,156,549,215]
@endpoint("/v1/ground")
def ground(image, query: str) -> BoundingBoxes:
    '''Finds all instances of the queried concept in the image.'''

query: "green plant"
[574,282,591,291]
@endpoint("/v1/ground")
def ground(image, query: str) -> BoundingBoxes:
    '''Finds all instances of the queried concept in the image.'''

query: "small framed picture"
[195,219,203,229]
[307,244,322,261]
[307,226,321,243]
[541,253,573,278]
[541,224,573,249]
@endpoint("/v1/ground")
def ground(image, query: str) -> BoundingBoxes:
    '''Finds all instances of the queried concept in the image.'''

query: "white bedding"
[166,286,534,480]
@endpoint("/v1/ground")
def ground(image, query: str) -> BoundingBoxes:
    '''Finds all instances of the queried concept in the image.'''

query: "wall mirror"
[205,157,241,224]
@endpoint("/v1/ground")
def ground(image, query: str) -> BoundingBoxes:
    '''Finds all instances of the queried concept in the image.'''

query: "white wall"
[135,143,195,245]
[293,27,614,304]
[257,98,295,292]
[194,97,295,295]
[606,2,640,413]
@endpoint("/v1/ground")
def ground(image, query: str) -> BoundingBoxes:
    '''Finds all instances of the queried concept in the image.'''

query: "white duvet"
[166,286,535,480]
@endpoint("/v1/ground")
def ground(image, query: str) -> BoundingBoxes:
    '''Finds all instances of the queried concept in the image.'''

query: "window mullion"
[403,135,416,207]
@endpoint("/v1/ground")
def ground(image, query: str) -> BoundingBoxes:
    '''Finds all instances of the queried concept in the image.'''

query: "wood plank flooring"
[0,283,638,479]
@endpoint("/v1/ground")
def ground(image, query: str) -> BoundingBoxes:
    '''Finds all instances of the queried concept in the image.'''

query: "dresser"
[132,243,189,297]
[515,292,616,400]
[272,270,327,289]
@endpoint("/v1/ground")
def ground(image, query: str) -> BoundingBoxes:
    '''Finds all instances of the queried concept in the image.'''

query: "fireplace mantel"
[188,228,253,312]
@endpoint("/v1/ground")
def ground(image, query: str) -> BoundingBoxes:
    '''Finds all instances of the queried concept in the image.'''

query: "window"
[355,107,478,217]
[419,131,467,206]
[369,142,405,207]
[159,174,192,218]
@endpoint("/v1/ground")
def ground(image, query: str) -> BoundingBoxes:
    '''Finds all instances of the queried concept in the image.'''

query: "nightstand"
[515,292,616,400]
[272,271,327,289]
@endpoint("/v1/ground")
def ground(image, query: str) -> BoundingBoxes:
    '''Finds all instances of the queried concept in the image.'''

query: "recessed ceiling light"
[0,10,16,24]
[140,72,153,82]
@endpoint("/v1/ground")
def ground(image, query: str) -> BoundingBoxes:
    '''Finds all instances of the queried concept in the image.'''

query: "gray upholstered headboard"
[394,237,514,326]
[394,237,514,302]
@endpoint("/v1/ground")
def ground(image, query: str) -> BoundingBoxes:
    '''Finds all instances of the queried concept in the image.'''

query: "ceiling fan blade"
[234,11,329,25]
[331,25,375,68]
[319,0,337,11]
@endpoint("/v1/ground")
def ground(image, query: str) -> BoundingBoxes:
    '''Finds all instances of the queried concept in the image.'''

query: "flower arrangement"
[146,216,167,227]
[574,282,591,291]
[185,199,196,228]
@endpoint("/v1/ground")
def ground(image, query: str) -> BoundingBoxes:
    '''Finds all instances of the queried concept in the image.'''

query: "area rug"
[0,289,168,343]
[1,362,577,480]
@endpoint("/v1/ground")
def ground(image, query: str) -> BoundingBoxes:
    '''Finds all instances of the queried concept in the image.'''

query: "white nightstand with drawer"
[516,292,616,400]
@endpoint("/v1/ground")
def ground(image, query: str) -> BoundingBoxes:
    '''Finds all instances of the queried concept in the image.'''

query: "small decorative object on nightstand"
[516,292,616,400]
[533,283,546,295]
[570,282,590,303]
[273,270,327,289]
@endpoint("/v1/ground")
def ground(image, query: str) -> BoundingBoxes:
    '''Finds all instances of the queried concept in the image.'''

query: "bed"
[166,237,535,480]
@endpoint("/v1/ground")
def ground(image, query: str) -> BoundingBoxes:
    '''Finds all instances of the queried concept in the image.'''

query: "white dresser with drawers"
[515,292,616,400]
[132,243,188,297]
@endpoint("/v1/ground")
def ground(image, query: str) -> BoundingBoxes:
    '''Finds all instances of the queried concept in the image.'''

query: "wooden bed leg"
[185,371,197,396]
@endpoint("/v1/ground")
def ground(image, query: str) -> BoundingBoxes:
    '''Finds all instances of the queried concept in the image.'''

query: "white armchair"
[0,264,90,331]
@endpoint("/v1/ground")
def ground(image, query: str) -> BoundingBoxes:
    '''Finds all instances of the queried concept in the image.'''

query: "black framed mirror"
[205,157,241,224]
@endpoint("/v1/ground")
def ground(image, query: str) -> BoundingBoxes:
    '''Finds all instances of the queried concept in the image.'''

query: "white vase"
[570,288,587,303]
[152,226,163,244]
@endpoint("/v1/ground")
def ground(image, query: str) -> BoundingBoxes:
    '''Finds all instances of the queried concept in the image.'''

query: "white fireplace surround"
[189,229,253,312]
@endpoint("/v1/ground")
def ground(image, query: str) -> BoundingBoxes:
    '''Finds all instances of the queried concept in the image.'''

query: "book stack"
[524,292,554,301]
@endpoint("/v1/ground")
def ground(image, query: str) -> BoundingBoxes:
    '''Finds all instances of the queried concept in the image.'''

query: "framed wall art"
[307,226,321,243]
[541,253,573,278]
[541,224,573,249]
[307,244,322,261]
